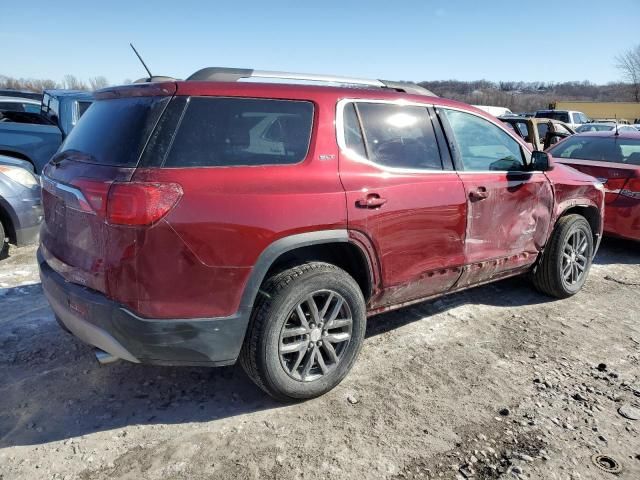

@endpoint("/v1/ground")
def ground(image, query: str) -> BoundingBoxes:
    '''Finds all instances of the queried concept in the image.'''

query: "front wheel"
[240,262,366,401]
[0,220,7,260]
[532,214,594,298]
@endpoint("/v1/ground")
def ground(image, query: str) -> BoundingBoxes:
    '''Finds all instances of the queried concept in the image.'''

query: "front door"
[437,108,553,287]
[338,101,467,309]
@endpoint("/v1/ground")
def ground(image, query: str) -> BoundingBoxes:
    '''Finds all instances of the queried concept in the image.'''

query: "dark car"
[0,156,43,255]
[39,68,604,400]
[549,131,640,241]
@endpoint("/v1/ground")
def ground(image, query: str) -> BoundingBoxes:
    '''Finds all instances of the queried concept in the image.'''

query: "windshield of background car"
[548,136,640,165]
[577,124,613,133]
[536,111,570,123]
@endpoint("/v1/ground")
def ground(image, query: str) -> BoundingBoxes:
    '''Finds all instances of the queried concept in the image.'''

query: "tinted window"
[77,101,92,118]
[536,111,570,123]
[572,113,582,124]
[164,97,313,167]
[354,103,442,170]
[343,103,367,158]
[58,96,169,166]
[443,109,525,171]
[548,136,640,165]
[0,101,25,112]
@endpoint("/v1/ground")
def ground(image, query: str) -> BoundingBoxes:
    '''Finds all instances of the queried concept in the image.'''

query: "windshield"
[57,96,169,166]
[548,136,640,165]
[576,124,613,133]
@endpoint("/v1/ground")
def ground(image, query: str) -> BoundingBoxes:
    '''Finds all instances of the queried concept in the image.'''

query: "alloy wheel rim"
[278,290,353,382]
[562,229,588,286]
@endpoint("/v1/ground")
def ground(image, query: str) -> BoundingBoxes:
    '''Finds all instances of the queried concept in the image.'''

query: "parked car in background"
[472,105,513,117]
[535,110,591,131]
[0,155,43,256]
[0,89,43,101]
[0,90,93,173]
[499,116,574,151]
[576,123,638,133]
[39,68,604,401]
[548,131,640,241]
[0,96,42,113]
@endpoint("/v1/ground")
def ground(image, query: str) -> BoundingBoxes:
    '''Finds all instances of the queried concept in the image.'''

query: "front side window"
[164,97,314,167]
[442,109,525,171]
[348,103,442,170]
[572,113,582,124]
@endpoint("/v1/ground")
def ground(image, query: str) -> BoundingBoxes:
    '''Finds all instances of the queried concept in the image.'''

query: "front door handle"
[356,194,387,209]
[469,187,488,201]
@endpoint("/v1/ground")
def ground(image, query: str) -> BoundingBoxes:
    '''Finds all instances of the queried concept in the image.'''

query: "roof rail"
[186,67,436,97]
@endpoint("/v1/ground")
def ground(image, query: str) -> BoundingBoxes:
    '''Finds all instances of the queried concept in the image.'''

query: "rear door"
[437,108,553,287]
[338,100,467,309]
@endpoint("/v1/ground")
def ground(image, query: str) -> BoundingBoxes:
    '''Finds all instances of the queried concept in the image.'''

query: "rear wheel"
[240,262,366,401]
[532,214,593,298]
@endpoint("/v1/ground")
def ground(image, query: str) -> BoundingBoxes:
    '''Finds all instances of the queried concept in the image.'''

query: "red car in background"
[548,131,640,241]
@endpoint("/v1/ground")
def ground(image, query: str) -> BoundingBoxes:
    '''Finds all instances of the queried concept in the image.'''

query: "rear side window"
[59,96,169,166]
[347,103,442,170]
[163,97,314,167]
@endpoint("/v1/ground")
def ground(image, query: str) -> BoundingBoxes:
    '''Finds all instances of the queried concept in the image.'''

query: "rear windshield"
[549,136,640,165]
[58,96,169,166]
[535,111,570,123]
[163,97,314,167]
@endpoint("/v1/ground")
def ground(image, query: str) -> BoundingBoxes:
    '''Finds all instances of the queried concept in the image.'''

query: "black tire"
[0,220,7,260]
[532,214,594,298]
[240,262,366,402]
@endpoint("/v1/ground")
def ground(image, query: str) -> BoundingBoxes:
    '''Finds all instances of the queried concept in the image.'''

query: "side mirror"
[531,151,554,171]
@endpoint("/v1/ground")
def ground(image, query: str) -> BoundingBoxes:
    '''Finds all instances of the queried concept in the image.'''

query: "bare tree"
[89,76,109,90]
[616,44,640,102]
[62,74,89,90]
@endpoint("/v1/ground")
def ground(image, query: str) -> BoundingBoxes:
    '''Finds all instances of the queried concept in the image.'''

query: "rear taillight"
[68,179,183,226]
[107,182,183,225]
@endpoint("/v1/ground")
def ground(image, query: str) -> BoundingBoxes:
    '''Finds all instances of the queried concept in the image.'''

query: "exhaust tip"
[95,348,119,365]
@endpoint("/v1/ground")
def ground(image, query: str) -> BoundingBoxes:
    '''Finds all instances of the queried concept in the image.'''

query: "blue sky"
[2,0,639,85]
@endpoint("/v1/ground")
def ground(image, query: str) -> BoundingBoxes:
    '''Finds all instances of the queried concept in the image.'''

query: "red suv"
[39,68,605,401]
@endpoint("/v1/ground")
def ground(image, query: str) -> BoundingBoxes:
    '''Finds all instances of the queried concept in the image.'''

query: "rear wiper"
[50,149,96,166]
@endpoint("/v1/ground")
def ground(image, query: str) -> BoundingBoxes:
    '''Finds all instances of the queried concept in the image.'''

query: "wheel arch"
[240,230,375,312]
[0,199,17,244]
[556,204,601,253]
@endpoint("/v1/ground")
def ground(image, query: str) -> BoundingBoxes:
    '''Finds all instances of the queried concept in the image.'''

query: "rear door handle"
[469,187,488,201]
[356,194,387,209]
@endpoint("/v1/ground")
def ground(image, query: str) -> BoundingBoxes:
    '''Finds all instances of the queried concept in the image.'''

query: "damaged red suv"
[39,68,604,400]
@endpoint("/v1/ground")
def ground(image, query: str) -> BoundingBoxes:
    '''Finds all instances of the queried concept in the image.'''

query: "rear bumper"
[38,249,250,366]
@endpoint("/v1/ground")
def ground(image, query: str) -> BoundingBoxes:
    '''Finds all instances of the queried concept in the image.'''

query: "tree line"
[2,44,639,113]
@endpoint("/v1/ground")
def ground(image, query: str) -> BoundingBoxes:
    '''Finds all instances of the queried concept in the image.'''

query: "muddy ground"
[0,239,639,480]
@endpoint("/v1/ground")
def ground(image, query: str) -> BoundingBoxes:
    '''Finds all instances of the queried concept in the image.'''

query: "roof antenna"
[130,43,153,79]
[614,114,619,136]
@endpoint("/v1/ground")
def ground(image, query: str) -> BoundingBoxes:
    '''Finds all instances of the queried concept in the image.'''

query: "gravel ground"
[0,239,638,480]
